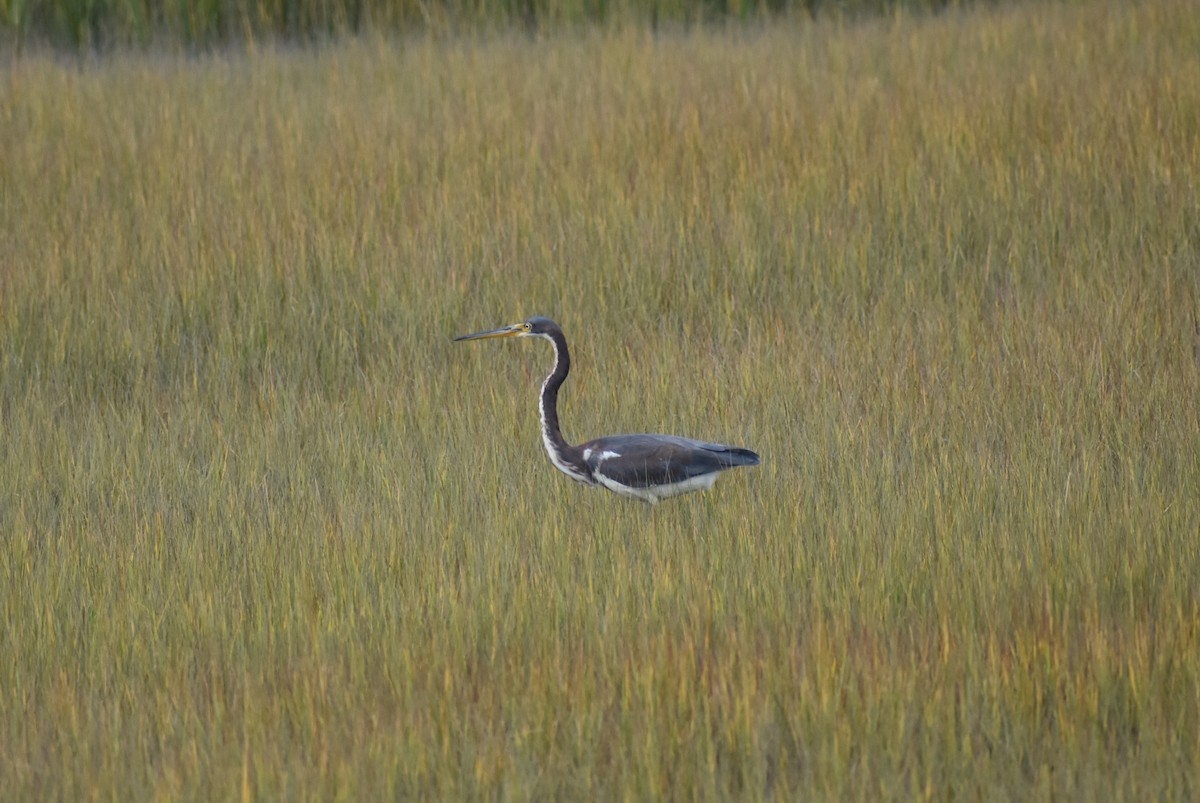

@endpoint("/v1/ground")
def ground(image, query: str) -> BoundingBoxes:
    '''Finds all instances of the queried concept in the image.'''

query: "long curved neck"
[538,331,591,484]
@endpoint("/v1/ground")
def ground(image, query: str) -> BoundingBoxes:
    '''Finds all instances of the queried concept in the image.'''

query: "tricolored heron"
[453,317,760,504]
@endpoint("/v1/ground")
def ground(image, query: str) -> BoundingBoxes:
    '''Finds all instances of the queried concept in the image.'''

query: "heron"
[453,316,760,504]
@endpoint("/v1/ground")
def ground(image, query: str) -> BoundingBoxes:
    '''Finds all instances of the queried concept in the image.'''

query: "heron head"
[453,317,560,342]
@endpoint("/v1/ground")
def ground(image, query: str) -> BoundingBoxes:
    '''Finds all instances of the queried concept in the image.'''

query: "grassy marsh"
[2,0,1199,798]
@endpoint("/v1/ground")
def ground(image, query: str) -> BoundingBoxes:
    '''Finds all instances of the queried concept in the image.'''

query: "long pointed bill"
[453,324,523,342]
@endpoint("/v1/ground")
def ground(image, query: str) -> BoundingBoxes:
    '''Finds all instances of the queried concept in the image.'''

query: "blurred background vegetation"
[6,0,986,51]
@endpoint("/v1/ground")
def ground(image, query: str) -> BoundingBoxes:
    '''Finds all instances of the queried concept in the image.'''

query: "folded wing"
[581,434,760,490]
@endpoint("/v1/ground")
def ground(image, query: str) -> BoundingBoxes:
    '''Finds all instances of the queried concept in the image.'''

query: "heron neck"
[539,331,590,482]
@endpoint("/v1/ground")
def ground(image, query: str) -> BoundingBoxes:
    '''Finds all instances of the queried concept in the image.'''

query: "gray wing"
[581,434,760,489]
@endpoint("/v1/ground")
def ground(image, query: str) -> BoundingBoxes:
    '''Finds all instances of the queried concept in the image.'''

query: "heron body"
[453,317,760,504]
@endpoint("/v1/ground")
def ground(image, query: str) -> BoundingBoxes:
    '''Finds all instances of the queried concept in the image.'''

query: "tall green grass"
[2,0,1199,797]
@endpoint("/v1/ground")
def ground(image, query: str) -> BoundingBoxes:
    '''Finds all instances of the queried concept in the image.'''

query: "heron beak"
[453,324,523,342]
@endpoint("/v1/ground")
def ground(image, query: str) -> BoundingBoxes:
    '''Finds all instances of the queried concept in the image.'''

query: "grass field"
[2,0,1200,798]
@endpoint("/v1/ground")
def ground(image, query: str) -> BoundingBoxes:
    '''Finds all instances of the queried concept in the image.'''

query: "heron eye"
[523,323,532,331]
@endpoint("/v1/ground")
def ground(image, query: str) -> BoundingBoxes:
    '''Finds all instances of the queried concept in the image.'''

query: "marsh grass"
[2,0,1199,798]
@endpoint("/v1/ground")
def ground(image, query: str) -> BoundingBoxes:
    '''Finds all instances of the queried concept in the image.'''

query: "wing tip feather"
[726,447,761,466]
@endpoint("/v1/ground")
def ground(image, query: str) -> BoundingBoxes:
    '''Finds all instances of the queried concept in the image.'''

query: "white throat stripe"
[538,335,591,485]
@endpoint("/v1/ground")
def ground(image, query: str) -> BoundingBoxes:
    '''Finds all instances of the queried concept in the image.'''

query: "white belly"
[593,471,720,504]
